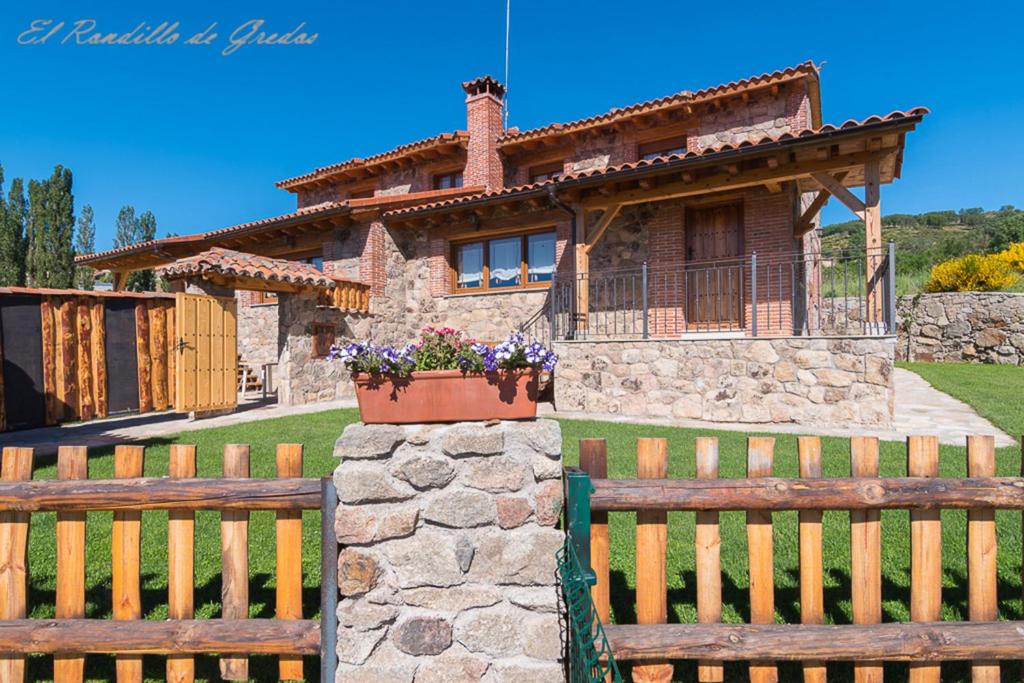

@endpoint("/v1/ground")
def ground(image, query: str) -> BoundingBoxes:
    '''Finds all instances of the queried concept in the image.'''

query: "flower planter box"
[353,369,540,424]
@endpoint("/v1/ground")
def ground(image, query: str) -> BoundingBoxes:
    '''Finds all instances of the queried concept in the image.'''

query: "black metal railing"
[520,244,896,342]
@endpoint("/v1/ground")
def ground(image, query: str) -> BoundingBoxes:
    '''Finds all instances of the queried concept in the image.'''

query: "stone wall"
[553,336,895,427]
[332,420,565,682]
[822,292,1024,365]
[236,300,279,365]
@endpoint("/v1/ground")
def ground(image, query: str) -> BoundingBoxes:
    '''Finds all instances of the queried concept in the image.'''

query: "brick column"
[332,419,565,681]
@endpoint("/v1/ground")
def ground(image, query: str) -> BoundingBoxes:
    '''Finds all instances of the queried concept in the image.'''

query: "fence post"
[320,476,339,683]
[564,467,595,585]
[886,241,897,334]
[579,440,610,624]
[750,251,758,337]
[641,260,650,339]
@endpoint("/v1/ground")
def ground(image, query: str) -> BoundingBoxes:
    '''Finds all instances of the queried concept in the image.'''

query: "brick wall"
[464,92,503,189]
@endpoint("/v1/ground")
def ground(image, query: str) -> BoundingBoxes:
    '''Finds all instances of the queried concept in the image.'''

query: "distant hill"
[820,206,1024,275]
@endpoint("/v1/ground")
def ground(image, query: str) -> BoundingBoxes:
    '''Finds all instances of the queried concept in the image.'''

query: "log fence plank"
[850,437,882,683]
[149,302,168,412]
[695,437,723,683]
[746,437,777,683]
[276,444,304,681]
[797,437,825,683]
[58,298,78,422]
[91,300,107,418]
[55,446,87,683]
[167,445,196,683]
[908,436,941,683]
[40,297,58,425]
[113,445,144,683]
[134,302,152,413]
[634,438,672,683]
[579,439,610,626]
[0,448,32,682]
[221,444,250,680]
[966,436,998,682]
[75,299,94,421]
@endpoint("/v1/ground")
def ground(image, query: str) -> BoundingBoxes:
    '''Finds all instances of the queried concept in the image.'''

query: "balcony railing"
[522,244,896,343]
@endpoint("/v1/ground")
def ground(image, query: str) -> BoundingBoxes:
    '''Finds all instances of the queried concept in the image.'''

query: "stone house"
[79,62,927,426]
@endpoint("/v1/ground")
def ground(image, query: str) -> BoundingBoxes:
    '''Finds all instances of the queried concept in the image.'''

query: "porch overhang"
[159,248,339,294]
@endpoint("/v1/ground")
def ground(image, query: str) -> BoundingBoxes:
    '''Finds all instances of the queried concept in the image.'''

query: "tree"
[113,205,158,291]
[26,165,75,288]
[74,204,96,289]
[0,166,27,286]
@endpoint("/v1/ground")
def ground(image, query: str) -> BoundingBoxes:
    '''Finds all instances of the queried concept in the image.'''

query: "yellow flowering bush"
[997,242,1024,272]
[925,254,1018,292]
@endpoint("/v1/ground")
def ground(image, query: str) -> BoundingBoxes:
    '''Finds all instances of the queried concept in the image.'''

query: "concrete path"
[0,396,359,457]
[542,368,1016,447]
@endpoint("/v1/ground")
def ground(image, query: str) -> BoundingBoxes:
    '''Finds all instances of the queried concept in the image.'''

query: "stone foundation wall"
[332,420,565,682]
[822,293,1024,365]
[553,336,895,427]
[236,300,279,365]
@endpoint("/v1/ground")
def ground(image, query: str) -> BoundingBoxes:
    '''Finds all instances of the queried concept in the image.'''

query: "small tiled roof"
[160,248,338,290]
[497,62,821,147]
[383,108,929,218]
[276,131,470,190]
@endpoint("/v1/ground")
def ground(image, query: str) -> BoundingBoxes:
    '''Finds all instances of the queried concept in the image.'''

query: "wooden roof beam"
[811,171,865,219]
[583,203,624,254]
[794,171,848,237]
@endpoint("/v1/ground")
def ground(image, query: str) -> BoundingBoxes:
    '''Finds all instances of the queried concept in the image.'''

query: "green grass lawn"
[898,361,1024,438]
[15,400,1024,681]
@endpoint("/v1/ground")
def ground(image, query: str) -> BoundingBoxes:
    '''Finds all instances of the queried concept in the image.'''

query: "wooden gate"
[174,293,238,413]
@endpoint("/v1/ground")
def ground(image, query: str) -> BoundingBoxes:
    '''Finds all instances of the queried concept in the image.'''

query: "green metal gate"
[561,468,621,682]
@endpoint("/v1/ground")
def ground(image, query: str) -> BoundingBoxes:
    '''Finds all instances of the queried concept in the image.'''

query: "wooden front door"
[174,293,237,413]
[685,203,744,329]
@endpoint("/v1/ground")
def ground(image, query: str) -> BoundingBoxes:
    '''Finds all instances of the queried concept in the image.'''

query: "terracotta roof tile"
[497,62,821,147]
[159,248,339,290]
[276,131,470,190]
[383,108,929,218]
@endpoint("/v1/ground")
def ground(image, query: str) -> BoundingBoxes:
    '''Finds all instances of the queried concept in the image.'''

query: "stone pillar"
[333,420,565,682]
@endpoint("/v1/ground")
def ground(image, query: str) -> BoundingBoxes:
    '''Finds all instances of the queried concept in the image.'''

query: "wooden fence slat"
[908,436,941,683]
[579,439,610,626]
[0,448,32,682]
[166,303,176,409]
[695,437,723,683]
[113,445,144,683]
[634,438,672,683]
[58,298,78,422]
[149,302,168,412]
[276,444,304,681]
[40,297,58,425]
[75,299,94,421]
[747,436,777,683]
[167,445,196,683]
[135,302,153,413]
[90,300,107,418]
[55,446,87,683]
[850,437,883,683]
[221,444,250,681]
[966,435,998,682]
[798,436,826,683]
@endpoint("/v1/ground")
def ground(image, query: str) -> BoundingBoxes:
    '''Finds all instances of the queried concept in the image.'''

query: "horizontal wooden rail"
[0,478,321,511]
[604,621,1024,661]
[591,476,1024,511]
[0,619,320,654]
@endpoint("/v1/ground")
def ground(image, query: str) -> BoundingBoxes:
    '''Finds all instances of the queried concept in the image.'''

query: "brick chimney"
[462,75,505,190]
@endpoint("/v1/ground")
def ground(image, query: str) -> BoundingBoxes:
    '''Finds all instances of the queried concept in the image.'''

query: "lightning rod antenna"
[504,0,511,129]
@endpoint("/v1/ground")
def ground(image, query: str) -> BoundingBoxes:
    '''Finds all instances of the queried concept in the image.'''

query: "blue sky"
[1,1,1021,251]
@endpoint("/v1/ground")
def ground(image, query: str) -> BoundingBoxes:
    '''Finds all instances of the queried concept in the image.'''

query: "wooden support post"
[908,436,941,683]
[55,446,87,683]
[967,436,998,682]
[579,439,610,626]
[864,160,883,327]
[850,437,882,683]
[634,438,672,683]
[695,437,723,683]
[575,206,589,332]
[0,447,32,682]
[112,270,128,291]
[798,437,826,683]
[276,444,304,681]
[221,444,250,680]
[747,437,777,683]
[167,445,196,683]
[113,445,144,683]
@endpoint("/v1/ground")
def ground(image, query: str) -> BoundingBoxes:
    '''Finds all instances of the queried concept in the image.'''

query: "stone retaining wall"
[553,336,895,428]
[822,292,1024,365]
[333,420,564,682]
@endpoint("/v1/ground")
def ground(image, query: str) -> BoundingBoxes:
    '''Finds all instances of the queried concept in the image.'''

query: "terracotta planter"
[352,369,541,424]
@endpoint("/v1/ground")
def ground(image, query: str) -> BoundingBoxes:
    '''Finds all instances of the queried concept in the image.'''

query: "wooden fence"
[568,434,1024,682]
[0,442,338,682]
[0,288,178,431]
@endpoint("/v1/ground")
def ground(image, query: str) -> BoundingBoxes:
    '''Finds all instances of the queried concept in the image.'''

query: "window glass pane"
[489,237,522,288]
[527,232,556,283]
[456,242,484,289]
[452,172,463,188]
[305,255,324,271]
